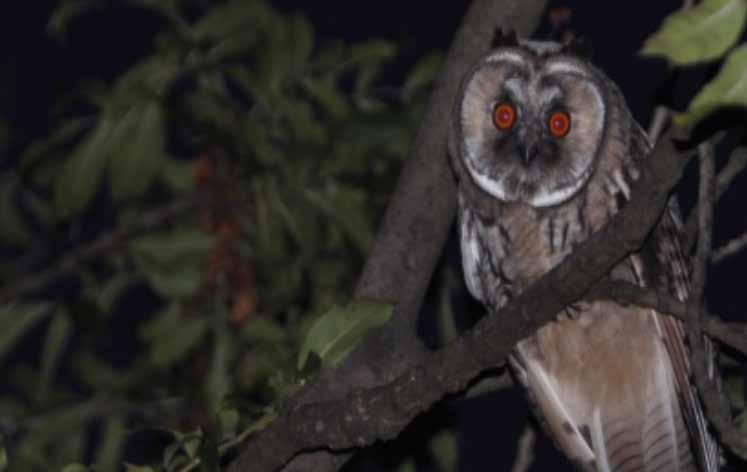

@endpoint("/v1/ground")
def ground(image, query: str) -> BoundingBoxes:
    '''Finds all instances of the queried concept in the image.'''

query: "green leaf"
[218,408,240,439]
[674,44,747,127]
[288,13,314,70]
[205,324,231,414]
[0,304,51,361]
[108,102,167,202]
[92,272,135,313]
[145,264,203,299]
[242,316,287,346]
[48,0,99,38]
[54,115,116,219]
[161,158,195,193]
[428,430,458,472]
[124,464,155,472]
[278,98,325,143]
[18,117,91,171]
[725,373,745,410]
[61,464,89,472]
[23,190,54,231]
[74,352,129,390]
[141,303,208,368]
[348,40,397,66]
[178,430,203,460]
[126,0,180,21]
[115,52,181,98]
[194,0,269,41]
[130,228,213,267]
[436,272,458,345]
[641,0,747,65]
[226,409,277,445]
[37,310,71,405]
[303,77,349,119]
[0,446,7,472]
[0,178,30,246]
[396,459,416,472]
[304,186,374,254]
[95,415,126,471]
[297,300,393,370]
[348,40,397,102]
[131,228,212,299]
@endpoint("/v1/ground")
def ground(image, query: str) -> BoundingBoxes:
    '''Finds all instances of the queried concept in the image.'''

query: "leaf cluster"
[641,0,747,127]
[0,1,442,470]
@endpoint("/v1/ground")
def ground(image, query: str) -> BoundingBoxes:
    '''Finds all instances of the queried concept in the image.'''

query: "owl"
[449,37,721,472]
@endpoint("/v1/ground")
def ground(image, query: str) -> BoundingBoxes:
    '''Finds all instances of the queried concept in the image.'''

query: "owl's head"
[452,40,607,207]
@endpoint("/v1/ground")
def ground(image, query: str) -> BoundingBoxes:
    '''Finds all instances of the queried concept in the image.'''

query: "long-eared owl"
[450,37,720,471]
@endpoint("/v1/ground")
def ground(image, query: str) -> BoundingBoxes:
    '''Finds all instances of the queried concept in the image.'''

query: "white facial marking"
[465,162,512,202]
[527,166,593,207]
[484,50,525,66]
[504,78,526,104]
[544,60,591,78]
[538,85,562,108]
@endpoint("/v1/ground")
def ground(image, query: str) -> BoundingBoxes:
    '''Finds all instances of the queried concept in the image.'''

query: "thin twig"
[688,142,747,460]
[685,145,747,251]
[465,370,514,398]
[510,422,536,472]
[0,194,201,304]
[647,106,670,145]
[715,146,747,201]
[712,231,747,264]
[588,280,747,356]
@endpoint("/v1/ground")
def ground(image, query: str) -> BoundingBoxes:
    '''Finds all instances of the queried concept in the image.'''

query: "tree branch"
[587,280,747,356]
[227,127,691,472]
[0,195,199,304]
[687,142,747,459]
[510,423,536,472]
[712,231,747,264]
[684,145,747,252]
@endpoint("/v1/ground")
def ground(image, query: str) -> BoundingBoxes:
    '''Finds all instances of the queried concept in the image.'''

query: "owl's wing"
[632,198,722,472]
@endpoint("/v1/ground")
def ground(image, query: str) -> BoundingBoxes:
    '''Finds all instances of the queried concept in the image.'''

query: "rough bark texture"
[227,1,550,472]
[227,126,691,472]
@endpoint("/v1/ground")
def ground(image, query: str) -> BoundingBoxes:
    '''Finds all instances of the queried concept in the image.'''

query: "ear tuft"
[491,29,519,49]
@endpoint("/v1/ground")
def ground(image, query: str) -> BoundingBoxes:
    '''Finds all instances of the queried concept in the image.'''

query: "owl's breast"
[498,199,589,294]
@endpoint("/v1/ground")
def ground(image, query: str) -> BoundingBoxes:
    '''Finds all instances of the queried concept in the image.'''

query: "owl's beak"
[518,142,539,167]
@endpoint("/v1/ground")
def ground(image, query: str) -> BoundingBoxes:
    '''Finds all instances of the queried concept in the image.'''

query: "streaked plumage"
[450,38,720,471]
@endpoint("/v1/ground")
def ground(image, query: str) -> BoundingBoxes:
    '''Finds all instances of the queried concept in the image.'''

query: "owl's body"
[451,40,719,471]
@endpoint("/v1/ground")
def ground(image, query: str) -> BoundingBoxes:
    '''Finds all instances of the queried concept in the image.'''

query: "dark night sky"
[1,1,745,471]
[0,1,684,144]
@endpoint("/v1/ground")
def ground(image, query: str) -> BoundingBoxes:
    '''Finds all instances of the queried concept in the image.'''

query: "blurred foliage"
[640,0,747,128]
[0,0,443,470]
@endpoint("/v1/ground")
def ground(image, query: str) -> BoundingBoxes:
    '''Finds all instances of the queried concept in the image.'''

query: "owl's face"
[455,43,607,207]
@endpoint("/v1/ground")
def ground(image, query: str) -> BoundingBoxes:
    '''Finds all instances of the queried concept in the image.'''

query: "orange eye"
[493,103,516,130]
[548,111,571,138]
